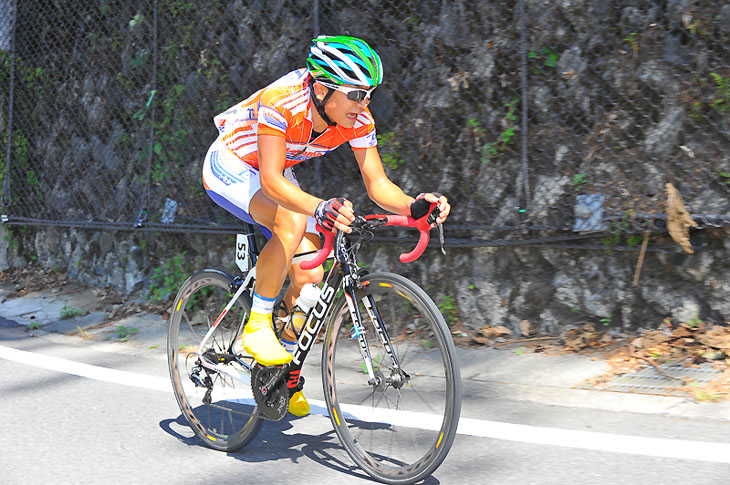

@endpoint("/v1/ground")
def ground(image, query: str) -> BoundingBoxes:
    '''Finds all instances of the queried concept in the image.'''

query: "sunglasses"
[318,81,376,102]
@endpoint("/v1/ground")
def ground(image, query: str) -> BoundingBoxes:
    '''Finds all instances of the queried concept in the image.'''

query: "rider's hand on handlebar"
[315,197,355,233]
[410,193,450,226]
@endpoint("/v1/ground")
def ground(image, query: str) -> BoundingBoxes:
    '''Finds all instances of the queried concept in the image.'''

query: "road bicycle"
[167,208,462,485]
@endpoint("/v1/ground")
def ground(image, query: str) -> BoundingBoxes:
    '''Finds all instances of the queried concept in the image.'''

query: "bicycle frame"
[285,231,402,391]
[193,224,402,395]
[194,200,444,388]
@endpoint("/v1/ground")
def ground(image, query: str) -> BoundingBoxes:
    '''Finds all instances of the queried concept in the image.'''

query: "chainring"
[251,363,289,421]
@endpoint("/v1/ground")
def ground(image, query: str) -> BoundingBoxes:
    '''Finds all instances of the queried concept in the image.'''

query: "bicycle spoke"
[168,270,262,452]
[323,272,461,485]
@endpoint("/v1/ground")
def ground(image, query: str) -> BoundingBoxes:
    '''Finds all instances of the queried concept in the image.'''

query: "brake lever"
[437,223,446,255]
[427,203,446,255]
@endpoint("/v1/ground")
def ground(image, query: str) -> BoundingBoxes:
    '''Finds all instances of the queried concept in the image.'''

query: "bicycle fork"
[343,278,407,389]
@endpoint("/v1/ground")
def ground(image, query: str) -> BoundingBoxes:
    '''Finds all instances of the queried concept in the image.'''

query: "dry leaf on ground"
[564,323,603,351]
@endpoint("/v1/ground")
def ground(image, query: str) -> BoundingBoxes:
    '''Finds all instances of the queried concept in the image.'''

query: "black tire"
[167,269,262,451]
[321,272,461,484]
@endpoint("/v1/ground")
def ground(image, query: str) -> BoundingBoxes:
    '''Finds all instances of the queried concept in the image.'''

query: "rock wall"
[2,0,729,334]
[1,223,728,335]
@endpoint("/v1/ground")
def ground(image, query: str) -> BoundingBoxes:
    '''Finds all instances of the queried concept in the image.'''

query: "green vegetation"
[572,173,589,191]
[93,0,234,211]
[407,15,420,31]
[147,252,189,302]
[709,72,730,113]
[377,131,404,170]
[359,354,382,373]
[0,54,48,206]
[528,47,558,73]
[712,170,730,186]
[480,99,519,163]
[129,12,144,28]
[116,325,139,342]
[600,212,649,250]
[437,295,460,326]
[689,72,730,123]
[694,389,722,402]
[61,305,85,319]
[687,317,703,328]
[3,227,18,251]
[625,234,645,246]
[623,32,639,56]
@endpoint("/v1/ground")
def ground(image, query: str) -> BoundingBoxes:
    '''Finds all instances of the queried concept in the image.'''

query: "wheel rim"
[168,272,261,450]
[324,275,460,483]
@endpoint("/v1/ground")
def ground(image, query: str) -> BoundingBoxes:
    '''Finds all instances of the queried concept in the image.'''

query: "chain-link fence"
[2,0,729,249]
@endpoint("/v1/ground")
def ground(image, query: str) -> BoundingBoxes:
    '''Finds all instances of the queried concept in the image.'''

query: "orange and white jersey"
[213,68,377,170]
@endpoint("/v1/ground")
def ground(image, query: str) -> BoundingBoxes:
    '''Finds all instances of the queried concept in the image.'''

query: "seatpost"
[243,222,259,266]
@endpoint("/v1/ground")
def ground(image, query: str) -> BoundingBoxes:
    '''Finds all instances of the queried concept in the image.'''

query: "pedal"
[251,363,290,421]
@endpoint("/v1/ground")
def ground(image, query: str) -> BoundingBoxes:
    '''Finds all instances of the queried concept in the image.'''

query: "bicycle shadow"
[160,411,441,484]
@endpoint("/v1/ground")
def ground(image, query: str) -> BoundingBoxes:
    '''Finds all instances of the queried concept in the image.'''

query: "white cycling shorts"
[202,137,317,237]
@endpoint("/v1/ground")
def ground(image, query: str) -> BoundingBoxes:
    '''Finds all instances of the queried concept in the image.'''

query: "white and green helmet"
[306,35,383,87]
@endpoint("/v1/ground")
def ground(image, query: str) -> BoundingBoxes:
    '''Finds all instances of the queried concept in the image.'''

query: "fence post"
[313,0,319,37]
[1,0,17,216]
[517,0,531,216]
[312,0,322,189]
[135,0,159,227]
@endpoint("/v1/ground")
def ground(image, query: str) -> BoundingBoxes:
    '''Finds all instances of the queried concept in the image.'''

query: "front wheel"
[167,269,262,451]
[322,272,462,484]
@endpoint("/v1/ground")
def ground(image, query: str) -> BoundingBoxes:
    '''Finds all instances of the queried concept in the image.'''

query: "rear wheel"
[167,269,262,451]
[322,272,461,484]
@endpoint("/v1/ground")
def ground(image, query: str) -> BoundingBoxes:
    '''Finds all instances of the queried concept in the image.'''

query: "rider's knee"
[273,212,308,248]
[292,262,324,286]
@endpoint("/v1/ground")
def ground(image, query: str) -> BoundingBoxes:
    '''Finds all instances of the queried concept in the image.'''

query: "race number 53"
[235,234,251,272]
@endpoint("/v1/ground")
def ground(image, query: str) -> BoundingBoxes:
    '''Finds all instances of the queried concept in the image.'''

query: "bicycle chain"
[192,360,292,423]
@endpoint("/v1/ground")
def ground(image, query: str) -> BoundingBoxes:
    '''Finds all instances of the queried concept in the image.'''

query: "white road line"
[0,344,170,392]
[2,343,730,464]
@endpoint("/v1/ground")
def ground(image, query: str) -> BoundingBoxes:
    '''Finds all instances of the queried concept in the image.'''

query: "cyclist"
[202,35,450,416]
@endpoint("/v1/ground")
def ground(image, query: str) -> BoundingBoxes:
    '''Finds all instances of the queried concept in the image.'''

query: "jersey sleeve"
[256,88,292,137]
[349,128,378,150]
[348,109,378,150]
[256,104,288,137]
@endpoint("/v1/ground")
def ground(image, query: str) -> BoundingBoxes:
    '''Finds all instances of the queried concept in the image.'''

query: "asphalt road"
[1,315,730,484]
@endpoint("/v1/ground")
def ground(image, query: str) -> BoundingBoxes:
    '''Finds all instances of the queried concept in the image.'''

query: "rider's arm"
[257,134,322,216]
[354,146,450,223]
[258,134,354,230]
